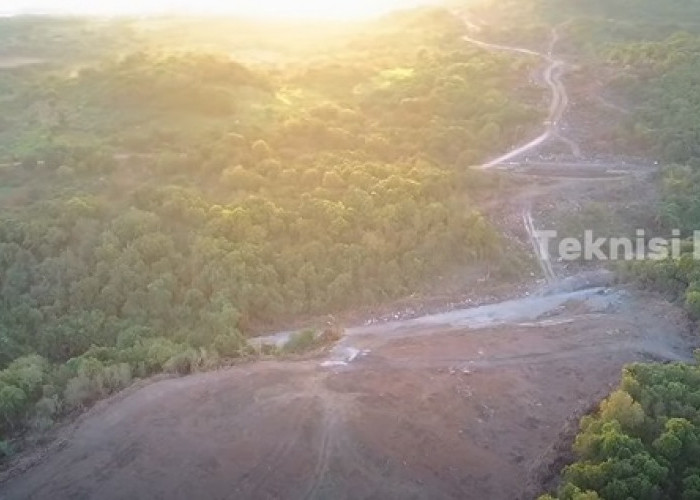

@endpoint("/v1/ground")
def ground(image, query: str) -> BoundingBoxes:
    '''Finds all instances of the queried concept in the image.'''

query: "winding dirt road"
[468,26,579,169]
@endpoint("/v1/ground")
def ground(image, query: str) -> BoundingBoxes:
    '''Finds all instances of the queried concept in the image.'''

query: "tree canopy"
[0,9,539,442]
[541,357,700,500]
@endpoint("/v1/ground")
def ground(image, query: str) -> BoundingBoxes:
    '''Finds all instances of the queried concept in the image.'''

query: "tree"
[0,385,26,430]
[545,361,700,499]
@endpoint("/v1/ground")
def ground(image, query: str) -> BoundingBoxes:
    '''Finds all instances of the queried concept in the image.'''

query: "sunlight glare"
[6,0,443,19]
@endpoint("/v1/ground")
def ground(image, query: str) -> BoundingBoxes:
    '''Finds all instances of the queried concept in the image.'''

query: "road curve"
[462,26,572,169]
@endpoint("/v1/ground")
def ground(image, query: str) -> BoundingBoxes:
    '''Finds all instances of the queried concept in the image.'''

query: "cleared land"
[0,289,693,500]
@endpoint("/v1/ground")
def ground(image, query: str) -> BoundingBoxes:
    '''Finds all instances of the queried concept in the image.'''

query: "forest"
[540,357,700,500]
[0,9,543,441]
[607,33,700,166]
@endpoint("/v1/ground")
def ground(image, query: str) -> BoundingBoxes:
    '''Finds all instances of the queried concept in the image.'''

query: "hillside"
[0,1,699,499]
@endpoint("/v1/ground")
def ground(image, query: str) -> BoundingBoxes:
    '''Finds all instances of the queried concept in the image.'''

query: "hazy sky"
[1,0,444,19]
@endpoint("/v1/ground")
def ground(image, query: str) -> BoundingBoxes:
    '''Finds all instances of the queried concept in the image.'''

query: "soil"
[0,291,694,500]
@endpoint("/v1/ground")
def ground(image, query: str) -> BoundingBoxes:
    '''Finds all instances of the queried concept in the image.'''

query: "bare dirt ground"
[0,291,694,500]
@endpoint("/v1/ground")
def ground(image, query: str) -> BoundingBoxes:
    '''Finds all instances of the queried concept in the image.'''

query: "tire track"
[303,403,337,500]
[523,209,556,283]
[235,397,311,496]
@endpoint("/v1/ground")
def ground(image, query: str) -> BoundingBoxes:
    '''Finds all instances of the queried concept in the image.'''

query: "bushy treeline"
[540,356,700,500]
[617,166,700,325]
[619,241,700,323]
[76,52,271,114]
[0,51,274,159]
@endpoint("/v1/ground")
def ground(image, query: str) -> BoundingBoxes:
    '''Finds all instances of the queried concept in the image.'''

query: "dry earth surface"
[0,289,695,500]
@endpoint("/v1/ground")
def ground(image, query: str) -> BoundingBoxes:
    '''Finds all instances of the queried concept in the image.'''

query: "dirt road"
[466,25,578,169]
[523,209,557,283]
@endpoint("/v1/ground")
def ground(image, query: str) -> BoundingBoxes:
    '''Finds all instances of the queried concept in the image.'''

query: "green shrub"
[140,338,185,374]
[685,291,700,318]
[0,355,49,401]
[0,440,12,458]
[102,363,132,392]
[163,350,198,375]
[282,330,318,354]
[0,385,27,430]
[63,374,101,410]
[213,333,246,358]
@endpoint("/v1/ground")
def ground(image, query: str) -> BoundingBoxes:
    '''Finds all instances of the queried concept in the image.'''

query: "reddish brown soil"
[0,292,693,500]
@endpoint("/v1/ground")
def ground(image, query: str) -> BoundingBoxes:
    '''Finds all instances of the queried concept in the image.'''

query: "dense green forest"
[607,33,700,165]
[540,357,700,500]
[0,9,543,441]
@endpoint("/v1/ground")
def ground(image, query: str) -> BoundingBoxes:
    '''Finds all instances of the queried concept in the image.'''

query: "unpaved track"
[522,209,556,283]
[467,25,579,169]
